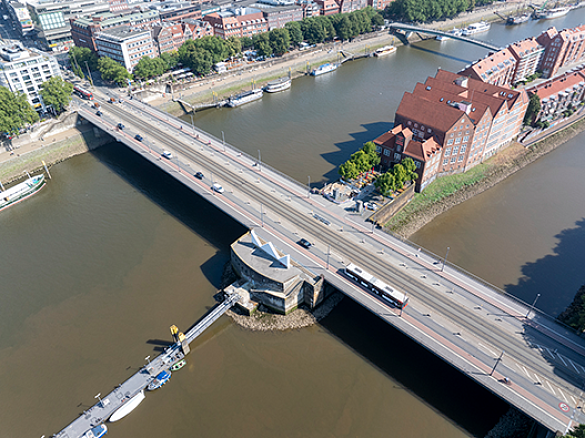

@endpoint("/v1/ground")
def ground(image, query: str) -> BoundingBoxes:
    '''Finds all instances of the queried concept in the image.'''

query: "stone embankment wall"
[370,183,415,225]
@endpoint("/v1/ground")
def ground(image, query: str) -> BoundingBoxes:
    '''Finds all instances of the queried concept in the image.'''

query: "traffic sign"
[559,402,570,412]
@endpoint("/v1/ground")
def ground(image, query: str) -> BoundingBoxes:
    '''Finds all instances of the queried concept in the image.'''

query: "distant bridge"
[388,22,501,51]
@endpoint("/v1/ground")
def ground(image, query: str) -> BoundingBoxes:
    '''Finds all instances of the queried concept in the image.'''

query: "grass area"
[386,161,492,229]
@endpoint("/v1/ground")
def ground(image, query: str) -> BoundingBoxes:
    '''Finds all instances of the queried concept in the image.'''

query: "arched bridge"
[388,22,501,51]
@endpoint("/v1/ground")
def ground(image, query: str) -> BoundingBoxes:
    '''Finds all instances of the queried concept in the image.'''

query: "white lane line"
[558,355,568,366]
[571,396,578,406]
[545,380,557,396]
[520,365,531,377]
[568,359,580,373]
[557,387,568,403]
[578,364,585,374]
[545,347,555,357]
[479,343,498,357]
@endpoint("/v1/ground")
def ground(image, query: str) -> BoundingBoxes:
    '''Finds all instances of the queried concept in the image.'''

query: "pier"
[53,293,240,438]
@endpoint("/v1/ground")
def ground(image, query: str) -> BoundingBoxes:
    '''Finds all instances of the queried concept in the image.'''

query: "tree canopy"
[558,285,585,334]
[285,21,303,46]
[269,28,291,56]
[97,56,132,85]
[385,0,474,22]
[69,46,98,79]
[133,56,168,80]
[338,141,380,180]
[0,87,39,135]
[253,33,273,59]
[524,93,541,126]
[564,424,585,438]
[40,76,74,114]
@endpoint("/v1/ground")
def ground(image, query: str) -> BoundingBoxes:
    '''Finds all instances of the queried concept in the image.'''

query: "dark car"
[134,134,143,142]
[96,110,102,117]
[194,171,204,180]
[117,123,124,130]
[297,238,312,249]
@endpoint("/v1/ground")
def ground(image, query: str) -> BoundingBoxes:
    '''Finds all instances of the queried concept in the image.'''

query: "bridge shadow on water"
[505,218,585,386]
[89,141,247,289]
[406,44,472,65]
[319,121,394,185]
[318,298,509,437]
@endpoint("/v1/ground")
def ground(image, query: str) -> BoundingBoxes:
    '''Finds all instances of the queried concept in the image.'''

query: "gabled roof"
[528,69,585,100]
[404,136,441,162]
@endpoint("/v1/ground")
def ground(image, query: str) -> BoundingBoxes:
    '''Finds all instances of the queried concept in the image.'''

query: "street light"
[94,393,103,407]
[145,355,151,365]
[526,293,541,318]
[190,113,195,133]
[307,175,311,198]
[260,203,264,227]
[84,61,93,88]
[489,350,505,376]
[441,246,450,272]
[258,149,262,172]
[222,130,225,152]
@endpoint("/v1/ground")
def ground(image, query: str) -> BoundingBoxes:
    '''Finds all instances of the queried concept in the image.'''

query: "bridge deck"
[70,90,585,434]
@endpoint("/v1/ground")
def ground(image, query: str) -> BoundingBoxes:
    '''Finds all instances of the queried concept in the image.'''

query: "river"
[2,12,584,438]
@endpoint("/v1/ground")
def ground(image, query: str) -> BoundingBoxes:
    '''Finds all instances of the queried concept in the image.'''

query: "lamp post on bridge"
[441,246,450,272]
[258,149,262,172]
[526,293,541,318]
[222,131,225,152]
[489,350,504,376]
[94,393,103,408]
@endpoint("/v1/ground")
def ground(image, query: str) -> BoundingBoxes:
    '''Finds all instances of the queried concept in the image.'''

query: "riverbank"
[385,111,585,238]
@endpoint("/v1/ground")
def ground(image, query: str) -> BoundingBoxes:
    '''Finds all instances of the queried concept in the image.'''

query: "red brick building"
[182,18,213,40]
[373,70,528,191]
[152,21,184,54]
[203,8,267,39]
[536,25,585,78]
[458,47,517,87]
[313,0,340,15]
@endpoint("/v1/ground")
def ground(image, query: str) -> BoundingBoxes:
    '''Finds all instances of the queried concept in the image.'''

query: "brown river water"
[2,12,585,438]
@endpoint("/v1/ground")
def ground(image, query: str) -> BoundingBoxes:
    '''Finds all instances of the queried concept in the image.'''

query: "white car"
[211,183,224,194]
[162,151,172,159]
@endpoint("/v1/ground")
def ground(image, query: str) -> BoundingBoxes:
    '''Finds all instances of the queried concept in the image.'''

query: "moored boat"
[226,88,263,107]
[82,424,108,438]
[170,359,186,371]
[264,77,291,93]
[147,370,171,391]
[109,391,145,422]
[0,174,46,212]
[507,13,530,24]
[534,6,570,19]
[374,45,396,56]
[462,21,491,36]
[310,62,340,76]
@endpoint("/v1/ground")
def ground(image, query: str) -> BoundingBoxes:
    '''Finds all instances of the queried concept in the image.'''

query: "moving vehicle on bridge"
[74,85,93,100]
[343,263,408,308]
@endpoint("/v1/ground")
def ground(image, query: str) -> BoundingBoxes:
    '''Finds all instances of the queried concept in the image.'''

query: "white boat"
[435,34,449,41]
[147,370,171,391]
[109,390,145,422]
[507,13,530,24]
[264,77,291,93]
[82,424,108,438]
[310,63,340,76]
[534,6,570,19]
[0,174,46,212]
[226,88,263,107]
[374,45,396,56]
[462,21,491,36]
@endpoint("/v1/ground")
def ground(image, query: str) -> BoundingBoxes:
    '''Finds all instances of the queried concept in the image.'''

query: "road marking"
[545,380,557,396]
[479,343,498,357]
[545,347,555,357]
[571,396,578,406]
[519,364,531,377]
[557,387,568,402]
[558,355,568,366]
[568,358,580,373]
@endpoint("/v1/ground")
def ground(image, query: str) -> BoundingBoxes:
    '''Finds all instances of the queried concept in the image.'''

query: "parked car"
[194,171,204,180]
[365,202,378,211]
[117,123,124,130]
[297,238,312,249]
[96,110,102,117]
[162,151,172,159]
[211,183,224,193]
[134,134,143,142]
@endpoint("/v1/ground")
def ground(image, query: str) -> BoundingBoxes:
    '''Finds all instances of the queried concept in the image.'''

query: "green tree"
[392,163,408,189]
[97,56,132,85]
[269,28,291,56]
[374,171,396,198]
[69,46,98,75]
[191,36,230,63]
[524,93,541,126]
[334,15,353,41]
[362,141,381,168]
[40,76,74,114]
[302,18,325,44]
[338,160,359,181]
[253,33,273,58]
[401,157,419,183]
[178,45,213,76]
[565,424,585,438]
[226,36,242,58]
[350,149,372,173]
[0,87,39,135]
[133,56,167,80]
[240,36,254,50]
[160,51,179,70]
[285,21,303,46]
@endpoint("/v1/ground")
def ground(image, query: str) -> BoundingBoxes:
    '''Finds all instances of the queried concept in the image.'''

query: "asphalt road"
[76,89,585,433]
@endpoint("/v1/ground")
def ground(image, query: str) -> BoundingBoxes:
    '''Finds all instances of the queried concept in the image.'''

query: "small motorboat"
[171,359,186,371]
[148,370,171,391]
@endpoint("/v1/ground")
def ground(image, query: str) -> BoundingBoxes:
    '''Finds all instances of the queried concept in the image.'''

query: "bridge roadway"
[388,22,500,51]
[54,293,239,438]
[77,93,585,434]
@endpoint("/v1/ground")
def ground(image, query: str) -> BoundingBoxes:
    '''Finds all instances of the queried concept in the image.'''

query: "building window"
[453,146,459,155]
[383,149,390,156]
[458,155,464,162]
[443,158,448,165]
[451,156,456,164]
[445,147,451,156]
[455,137,461,144]
[393,153,401,161]
[461,145,467,153]
[447,139,453,145]
[414,161,420,168]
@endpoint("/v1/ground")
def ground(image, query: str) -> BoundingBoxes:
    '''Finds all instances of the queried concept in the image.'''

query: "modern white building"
[0,42,62,113]
[95,26,155,72]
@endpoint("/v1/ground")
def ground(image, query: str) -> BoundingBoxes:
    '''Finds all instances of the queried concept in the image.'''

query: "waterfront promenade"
[71,91,585,434]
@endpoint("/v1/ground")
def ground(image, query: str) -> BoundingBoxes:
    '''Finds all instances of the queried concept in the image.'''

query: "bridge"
[388,22,501,51]
[54,293,240,438]
[66,91,585,436]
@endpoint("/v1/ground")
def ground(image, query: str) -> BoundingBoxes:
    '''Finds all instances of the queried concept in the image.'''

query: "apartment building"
[336,0,366,14]
[8,1,34,36]
[0,42,62,113]
[527,68,585,123]
[181,18,213,40]
[95,26,155,71]
[313,0,339,15]
[537,25,585,78]
[203,8,267,39]
[71,10,160,51]
[373,70,528,191]
[458,47,517,87]
[507,37,545,84]
[152,21,184,54]
[251,4,303,30]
